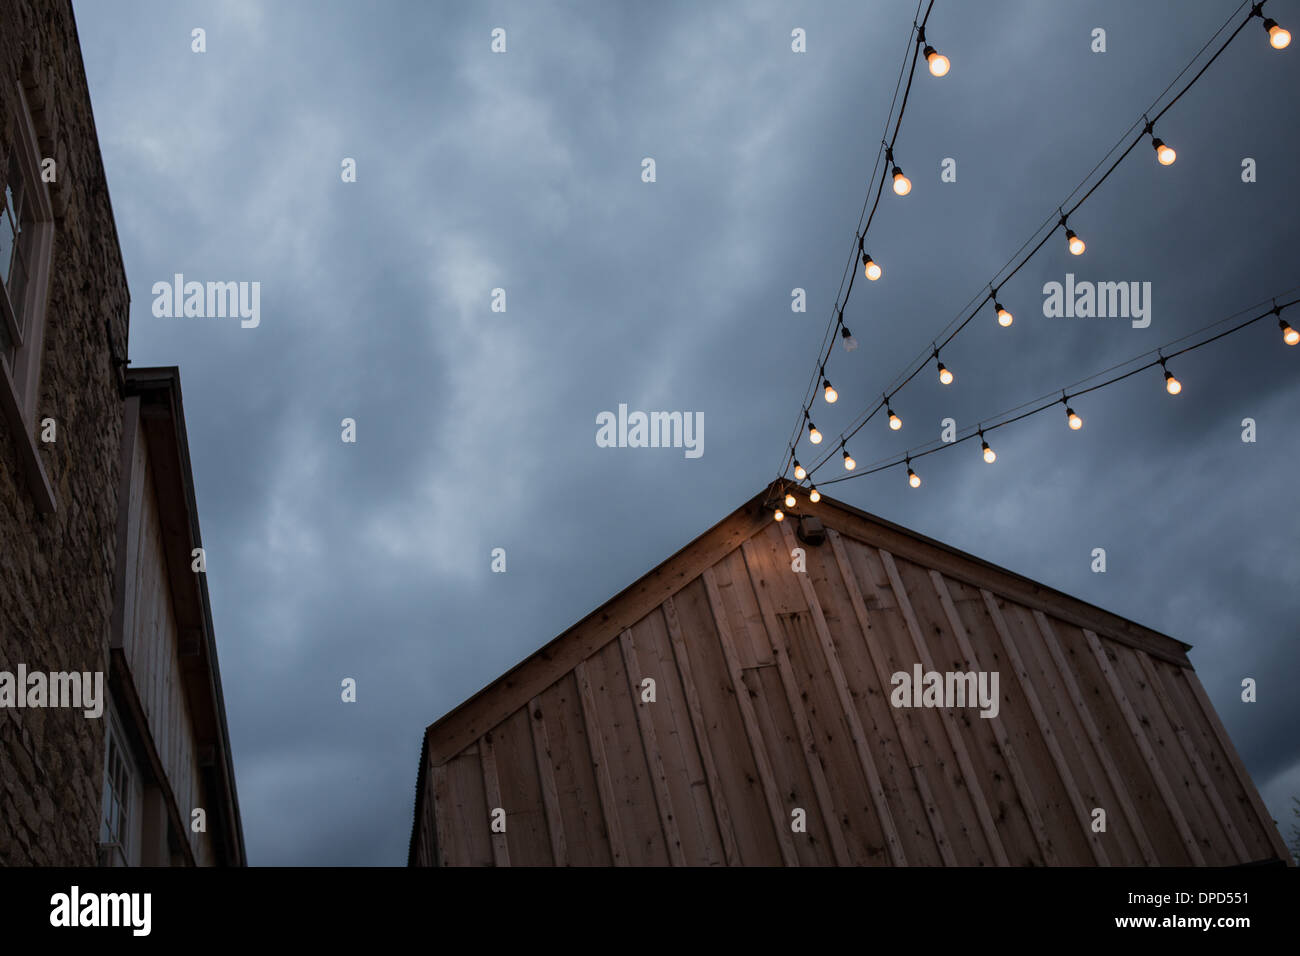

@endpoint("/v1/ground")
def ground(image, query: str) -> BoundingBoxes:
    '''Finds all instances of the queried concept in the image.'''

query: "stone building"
[0,0,243,865]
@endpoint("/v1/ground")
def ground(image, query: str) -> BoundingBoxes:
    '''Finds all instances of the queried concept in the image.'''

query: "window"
[0,155,29,339]
[1,81,54,409]
[0,81,56,511]
[99,706,140,867]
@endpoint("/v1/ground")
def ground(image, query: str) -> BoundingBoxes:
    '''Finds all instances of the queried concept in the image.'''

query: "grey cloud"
[72,0,1299,863]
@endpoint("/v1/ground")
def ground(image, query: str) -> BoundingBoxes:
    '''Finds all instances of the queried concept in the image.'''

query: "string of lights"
[781,0,1290,494]
[769,291,1299,519]
[776,0,947,488]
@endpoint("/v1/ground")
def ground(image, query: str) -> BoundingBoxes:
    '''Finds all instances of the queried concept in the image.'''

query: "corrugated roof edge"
[407,731,430,866]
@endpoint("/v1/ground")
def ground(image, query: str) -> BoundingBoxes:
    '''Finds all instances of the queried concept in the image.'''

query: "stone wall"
[0,0,131,865]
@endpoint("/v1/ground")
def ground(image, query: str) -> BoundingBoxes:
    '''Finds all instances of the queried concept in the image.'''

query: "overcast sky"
[71,0,1298,865]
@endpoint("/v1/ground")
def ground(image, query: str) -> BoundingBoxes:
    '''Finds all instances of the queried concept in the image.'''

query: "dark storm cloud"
[72,0,1298,863]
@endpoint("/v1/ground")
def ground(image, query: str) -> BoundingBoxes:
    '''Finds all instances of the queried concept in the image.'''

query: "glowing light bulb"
[1264,18,1291,49]
[892,167,912,196]
[924,46,950,77]
[1164,370,1181,395]
[938,362,954,385]
[995,302,1013,327]
[908,468,921,488]
[1067,407,1083,430]
[1281,319,1299,346]
[809,422,823,444]
[863,254,882,281]
[809,485,821,503]
[823,380,838,404]
[784,493,797,509]
[888,408,902,431]
[1152,138,1176,166]
[982,440,996,464]
[774,508,785,522]
[793,460,807,480]
[843,449,856,471]
[1066,229,1085,256]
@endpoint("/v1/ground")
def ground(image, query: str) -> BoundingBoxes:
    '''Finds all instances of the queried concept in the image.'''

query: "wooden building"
[103,367,244,866]
[409,484,1289,866]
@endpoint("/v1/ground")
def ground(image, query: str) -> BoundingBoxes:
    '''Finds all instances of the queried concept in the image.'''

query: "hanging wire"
[773,0,934,486]
[805,291,1300,489]
[794,0,1273,483]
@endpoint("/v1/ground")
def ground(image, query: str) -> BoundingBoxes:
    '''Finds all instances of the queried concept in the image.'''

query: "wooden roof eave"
[420,481,1193,770]
[125,367,247,866]
[421,489,774,767]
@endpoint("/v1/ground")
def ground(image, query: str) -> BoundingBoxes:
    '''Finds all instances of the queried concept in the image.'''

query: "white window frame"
[99,703,142,867]
[0,81,56,511]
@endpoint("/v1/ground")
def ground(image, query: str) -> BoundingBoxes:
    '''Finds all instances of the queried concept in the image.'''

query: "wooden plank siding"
[119,416,215,866]
[107,371,245,867]
[411,487,1289,866]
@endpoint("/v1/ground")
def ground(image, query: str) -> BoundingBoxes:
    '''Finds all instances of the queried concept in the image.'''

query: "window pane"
[100,730,132,864]
[0,183,17,287]
[6,243,27,326]
[6,150,24,232]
